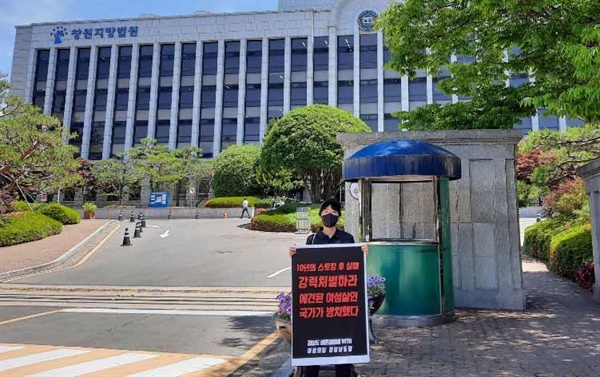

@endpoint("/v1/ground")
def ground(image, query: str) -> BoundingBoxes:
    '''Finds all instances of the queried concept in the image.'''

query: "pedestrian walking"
[240,197,251,219]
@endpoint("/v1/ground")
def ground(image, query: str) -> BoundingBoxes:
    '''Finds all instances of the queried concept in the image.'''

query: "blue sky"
[0,0,278,77]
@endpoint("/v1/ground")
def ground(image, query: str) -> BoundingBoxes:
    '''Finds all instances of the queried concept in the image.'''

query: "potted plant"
[82,202,97,220]
[273,291,292,344]
[367,275,386,316]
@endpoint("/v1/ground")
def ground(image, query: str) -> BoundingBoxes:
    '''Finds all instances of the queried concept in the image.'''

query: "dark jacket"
[306,228,355,245]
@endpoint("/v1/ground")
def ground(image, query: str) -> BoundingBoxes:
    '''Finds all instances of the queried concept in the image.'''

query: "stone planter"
[273,315,292,345]
[369,294,386,316]
[83,212,96,220]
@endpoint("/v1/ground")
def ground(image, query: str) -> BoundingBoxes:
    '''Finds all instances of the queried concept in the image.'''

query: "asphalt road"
[11,219,306,287]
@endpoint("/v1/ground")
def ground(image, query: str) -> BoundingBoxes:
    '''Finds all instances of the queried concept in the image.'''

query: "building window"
[384,78,401,103]
[111,121,127,151]
[159,44,175,76]
[245,84,261,107]
[203,42,218,75]
[338,80,353,104]
[199,117,214,158]
[117,46,132,78]
[155,119,170,144]
[138,45,154,78]
[76,48,91,80]
[34,49,50,81]
[96,47,111,79]
[115,88,129,111]
[291,82,307,106]
[70,123,84,157]
[55,49,70,80]
[338,35,353,71]
[360,114,378,131]
[384,113,398,132]
[73,90,87,112]
[224,41,240,74]
[51,90,66,117]
[433,69,451,104]
[223,84,239,108]
[177,118,192,147]
[360,79,377,103]
[158,87,172,109]
[409,76,427,109]
[269,39,285,73]
[314,37,329,71]
[538,109,559,130]
[313,81,328,104]
[360,34,377,69]
[93,89,108,111]
[201,85,216,108]
[221,118,237,149]
[181,43,196,76]
[514,117,532,135]
[268,81,284,106]
[246,40,262,74]
[291,38,307,72]
[136,86,151,110]
[133,120,148,145]
[89,122,104,160]
[244,117,260,143]
[179,86,194,109]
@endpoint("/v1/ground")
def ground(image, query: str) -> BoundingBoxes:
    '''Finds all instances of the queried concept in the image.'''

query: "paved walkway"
[354,255,600,377]
[0,220,109,273]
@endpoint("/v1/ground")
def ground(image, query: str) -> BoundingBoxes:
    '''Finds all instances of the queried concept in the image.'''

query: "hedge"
[38,203,81,224]
[15,201,43,212]
[204,197,272,208]
[523,218,563,261]
[549,224,593,281]
[251,204,345,233]
[0,212,63,246]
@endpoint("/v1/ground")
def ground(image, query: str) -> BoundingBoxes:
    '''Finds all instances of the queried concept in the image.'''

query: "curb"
[0,221,120,282]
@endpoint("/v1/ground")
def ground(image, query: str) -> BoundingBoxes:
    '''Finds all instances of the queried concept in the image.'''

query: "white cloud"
[0,0,80,77]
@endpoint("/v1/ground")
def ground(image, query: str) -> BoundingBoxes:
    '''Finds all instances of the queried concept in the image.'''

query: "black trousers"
[302,364,353,377]
[240,208,250,218]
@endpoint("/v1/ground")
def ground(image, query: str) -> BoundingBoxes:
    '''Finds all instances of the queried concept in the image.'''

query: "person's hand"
[289,244,297,257]
[361,244,369,257]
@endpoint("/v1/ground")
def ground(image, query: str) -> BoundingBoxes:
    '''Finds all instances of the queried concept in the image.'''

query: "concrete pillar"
[401,74,409,111]
[283,37,291,113]
[577,159,600,301]
[191,41,203,147]
[169,42,182,150]
[102,44,119,159]
[124,44,140,152]
[259,38,269,145]
[353,29,360,118]
[62,47,77,139]
[43,47,57,114]
[559,116,567,132]
[81,46,98,158]
[306,35,314,105]
[236,39,247,144]
[147,43,161,140]
[450,54,458,104]
[24,46,37,103]
[328,26,337,106]
[377,31,384,132]
[212,39,225,156]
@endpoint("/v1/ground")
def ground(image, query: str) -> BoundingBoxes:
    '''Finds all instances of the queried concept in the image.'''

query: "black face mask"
[322,214,339,228]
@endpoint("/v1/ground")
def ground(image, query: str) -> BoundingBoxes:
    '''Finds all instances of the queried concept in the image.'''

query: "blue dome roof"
[343,140,461,181]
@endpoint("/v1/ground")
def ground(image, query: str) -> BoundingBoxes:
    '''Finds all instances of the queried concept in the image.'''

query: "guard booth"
[343,140,461,326]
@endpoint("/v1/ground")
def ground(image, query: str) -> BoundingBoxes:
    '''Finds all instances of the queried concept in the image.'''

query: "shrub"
[212,145,261,197]
[543,178,587,217]
[523,218,564,261]
[205,197,258,208]
[576,262,595,291]
[549,224,593,280]
[251,213,296,232]
[38,203,81,224]
[255,198,273,209]
[14,201,43,212]
[0,212,63,246]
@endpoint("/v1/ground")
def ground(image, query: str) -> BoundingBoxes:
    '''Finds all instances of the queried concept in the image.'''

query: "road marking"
[0,346,23,354]
[0,309,63,326]
[61,308,272,316]
[129,356,227,376]
[267,267,291,278]
[0,349,89,371]
[146,225,160,228]
[160,229,171,238]
[73,223,121,266]
[30,353,156,376]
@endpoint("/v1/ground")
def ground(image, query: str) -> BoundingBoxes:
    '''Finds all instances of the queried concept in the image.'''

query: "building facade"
[10,0,580,160]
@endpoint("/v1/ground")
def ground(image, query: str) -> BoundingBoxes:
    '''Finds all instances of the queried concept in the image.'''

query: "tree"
[93,152,140,206]
[212,144,261,197]
[253,163,304,198]
[0,75,79,212]
[261,105,371,202]
[129,138,184,192]
[379,0,600,128]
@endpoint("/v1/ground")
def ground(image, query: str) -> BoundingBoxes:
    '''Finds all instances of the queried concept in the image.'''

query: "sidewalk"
[0,220,110,273]
[357,255,600,377]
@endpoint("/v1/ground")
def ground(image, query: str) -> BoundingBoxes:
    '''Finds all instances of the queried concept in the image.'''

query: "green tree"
[0,76,79,212]
[379,0,600,128]
[253,163,304,197]
[261,105,371,202]
[93,152,141,206]
[212,144,261,197]
[129,138,184,192]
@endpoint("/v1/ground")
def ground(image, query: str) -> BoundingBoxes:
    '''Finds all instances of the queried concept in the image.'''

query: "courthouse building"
[9,0,580,160]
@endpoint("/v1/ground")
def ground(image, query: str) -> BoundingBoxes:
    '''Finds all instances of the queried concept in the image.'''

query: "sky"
[0,0,279,77]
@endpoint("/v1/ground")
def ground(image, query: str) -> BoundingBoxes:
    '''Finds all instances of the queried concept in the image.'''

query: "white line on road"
[0,345,23,354]
[159,229,171,238]
[61,308,272,317]
[30,353,156,377]
[0,349,89,371]
[267,267,291,278]
[129,356,227,376]
[146,225,160,228]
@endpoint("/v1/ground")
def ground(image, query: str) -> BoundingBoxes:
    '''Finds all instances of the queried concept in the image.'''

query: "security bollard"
[137,212,142,220]
[137,221,143,233]
[195,209,199,219]
[168,209,172,220]
[141,214,146,228]
[133,223,141,238]
[130,211,135,222]
[118,210,123,221]
[121,228,132,246]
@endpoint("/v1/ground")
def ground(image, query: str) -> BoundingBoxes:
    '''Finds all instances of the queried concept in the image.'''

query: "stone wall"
[338,130,526,310]
[577,158,600,301]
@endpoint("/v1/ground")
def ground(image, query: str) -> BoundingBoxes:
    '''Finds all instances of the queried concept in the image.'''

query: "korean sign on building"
[291,244,369,366]
[51,25,139,44]
[149,192,169,208]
